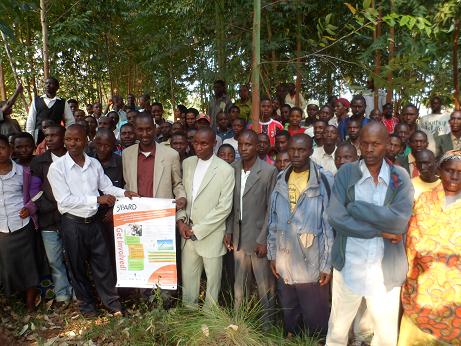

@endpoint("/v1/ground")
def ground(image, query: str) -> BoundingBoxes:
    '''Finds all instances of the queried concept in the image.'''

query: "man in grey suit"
[224,130,277,323]
[434,110,461,158]
[178,127,235,307]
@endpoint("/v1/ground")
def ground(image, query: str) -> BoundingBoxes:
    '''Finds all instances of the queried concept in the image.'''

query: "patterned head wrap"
[438,150,461,168]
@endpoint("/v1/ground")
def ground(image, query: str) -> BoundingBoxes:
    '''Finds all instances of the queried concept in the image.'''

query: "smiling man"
[326,122,414,346]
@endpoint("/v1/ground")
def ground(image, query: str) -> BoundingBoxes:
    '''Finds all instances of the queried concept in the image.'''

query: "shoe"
[81,310,98,318]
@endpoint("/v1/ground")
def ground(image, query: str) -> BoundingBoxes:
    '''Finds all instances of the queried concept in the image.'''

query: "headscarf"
[336,98,350,108]
[438,150,461,168]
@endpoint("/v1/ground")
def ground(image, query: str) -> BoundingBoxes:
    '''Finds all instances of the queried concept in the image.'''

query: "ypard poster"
[113,197,177,290]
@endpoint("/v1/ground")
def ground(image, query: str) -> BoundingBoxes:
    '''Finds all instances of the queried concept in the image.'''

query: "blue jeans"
[41,230,73,301]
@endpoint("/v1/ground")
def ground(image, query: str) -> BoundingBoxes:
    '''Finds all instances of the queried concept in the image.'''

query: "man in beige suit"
[178,127,235,307]
[122,112,186,207]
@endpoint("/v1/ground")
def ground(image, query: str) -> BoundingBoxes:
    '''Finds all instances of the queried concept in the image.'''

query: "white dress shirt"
[26,95,74,141]
[240,169,251,220]
[340,159,390,296]
[0,161,30,233]
[48,152,125,218]
[192,157,213,202]
[311,146,337,174]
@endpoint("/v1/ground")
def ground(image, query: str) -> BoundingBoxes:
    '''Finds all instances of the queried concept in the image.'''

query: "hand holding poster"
[113,197,177,290]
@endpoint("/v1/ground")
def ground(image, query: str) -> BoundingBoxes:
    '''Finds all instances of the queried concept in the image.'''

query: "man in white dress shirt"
[312,125,338,174]
[48,124,138,317]
[26,77,74,144]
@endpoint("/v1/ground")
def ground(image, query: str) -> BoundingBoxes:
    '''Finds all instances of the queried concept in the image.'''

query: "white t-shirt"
[419,112,451,137]
[192,157,213,202]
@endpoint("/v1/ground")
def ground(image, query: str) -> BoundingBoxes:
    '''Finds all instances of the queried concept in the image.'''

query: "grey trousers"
[233,249,275,325]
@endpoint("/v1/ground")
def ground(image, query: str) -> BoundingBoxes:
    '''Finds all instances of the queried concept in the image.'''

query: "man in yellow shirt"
[411,149,440,200]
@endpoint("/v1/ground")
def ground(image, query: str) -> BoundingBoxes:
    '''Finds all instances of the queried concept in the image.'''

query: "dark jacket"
[327,160,414,290]
[434,133,454,159]
[30,150,63,230]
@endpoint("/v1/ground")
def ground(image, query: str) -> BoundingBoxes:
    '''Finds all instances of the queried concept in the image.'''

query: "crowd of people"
[0,76,460,346]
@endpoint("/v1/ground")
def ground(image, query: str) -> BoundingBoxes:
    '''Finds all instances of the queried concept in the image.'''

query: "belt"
[63,213,98,224]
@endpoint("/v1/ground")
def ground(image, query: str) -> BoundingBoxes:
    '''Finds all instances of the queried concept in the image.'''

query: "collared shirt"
[284,92,307,110]
[0,161,30,233]
[192,157,213,202]
[451,133,461,150]
[208,94,233,128]
[137,147,155,197]
[240,169,251,220]
[26,95,74,139]
[47,152,125,218]
[340,159,390,296]
[311,146,337,174]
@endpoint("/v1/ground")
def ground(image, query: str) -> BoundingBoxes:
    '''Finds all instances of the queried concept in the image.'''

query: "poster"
[113,197,177,290]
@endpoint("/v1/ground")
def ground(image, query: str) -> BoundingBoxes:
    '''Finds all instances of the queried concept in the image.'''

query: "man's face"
[135,118,155,147]
[98,117,113,130]
[218,147,235,164]
[160,122,172,138]
[64,128,86,157]
[387,136,402,159]
[319,106,333,122]
[171,136,188,157]
[74,110,85,122]
[360,129,388,166]
[127,111,137,125]
[108,113,119,127]
[127,94,135,106]
[187,129,197,148]
[351,99,366,117]
[94,135,114,162]
[257,134,270,155]
[289,110,302,126]
[323,126,338,146]
[439,160,461,195]
[409,133,428,154]
[430,98,442,113]
[151,105,163,123]
[395,124,410,144]
[86,104,93,114]
[213,82,225,97]
[281,106,291,119]
[193,131,215,160]
[44,128,64,151]
[307,104,319,119]
[335,147,358,169]
[239,86,249,100]
[347,121,361,140]
[275,135,289,153]
[416,152,437,181]
[449,111,461,132]
[120,126,136,147]
[229,108,240,122]
[383,104,393,117]
[196,119,210,130]
[44,78,58,96]
[313,122,326,141]
[238,134,257,162]
[217,114,228,130]
[232,120,244,137]
[93,103,102,116]
[260,100,272,120]
[402,107,418,125]
[69,103,78,115]
[275,152,290,172]
[288,138,312,170]
[139,97,148,109]
[0,141,12,163]
[186,113,196,128]
[85,117,97,133]
[113,96,123,109]
[13,138,34,163]
[370,110,382,122]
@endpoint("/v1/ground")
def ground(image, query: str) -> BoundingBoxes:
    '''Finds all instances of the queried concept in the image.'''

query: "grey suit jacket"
[226,158,277,253]
[434,133,454,158]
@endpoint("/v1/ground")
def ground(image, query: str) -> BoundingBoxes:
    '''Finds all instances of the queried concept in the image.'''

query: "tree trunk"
[40,0,50,79]
[215,0,225,79]
[251,0,261,131]
[454,18,460,111]
[266,17,277,83]
[26,19,38,97]
[386,0,395,104]
[295,6,302,107]
[373,0,382,110]
[0,62,6,101]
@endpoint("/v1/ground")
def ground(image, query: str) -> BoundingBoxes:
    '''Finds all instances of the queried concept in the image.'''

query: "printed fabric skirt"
[0,222,42,295]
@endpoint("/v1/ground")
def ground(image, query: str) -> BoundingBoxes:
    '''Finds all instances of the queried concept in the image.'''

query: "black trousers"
[61,215,121,313]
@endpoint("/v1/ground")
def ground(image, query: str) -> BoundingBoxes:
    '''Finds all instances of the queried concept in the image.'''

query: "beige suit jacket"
[122,142,186,201]
[182,155,235,258]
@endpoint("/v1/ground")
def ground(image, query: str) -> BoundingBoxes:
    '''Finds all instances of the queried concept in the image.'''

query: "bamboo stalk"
[40,0,50,79]
[453,18,460,111]
[251,0,261,131]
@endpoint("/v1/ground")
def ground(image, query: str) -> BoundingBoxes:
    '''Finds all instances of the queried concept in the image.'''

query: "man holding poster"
[178,128,235,307]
